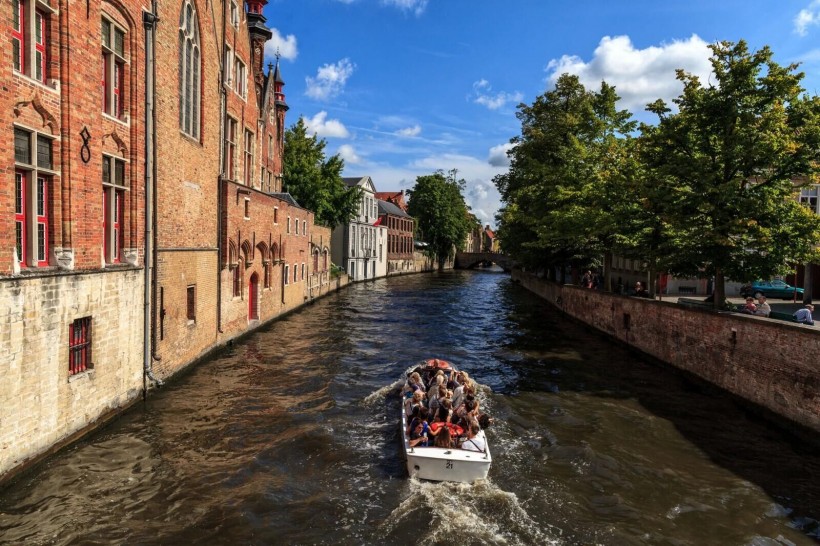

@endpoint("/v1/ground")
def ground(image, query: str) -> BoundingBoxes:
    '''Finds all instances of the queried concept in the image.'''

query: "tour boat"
[401,359,492,482]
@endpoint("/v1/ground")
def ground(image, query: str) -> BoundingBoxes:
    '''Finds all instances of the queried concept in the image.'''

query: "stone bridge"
[454,252,514,271]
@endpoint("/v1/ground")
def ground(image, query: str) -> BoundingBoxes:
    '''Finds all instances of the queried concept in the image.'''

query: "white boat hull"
[401,412,491,482]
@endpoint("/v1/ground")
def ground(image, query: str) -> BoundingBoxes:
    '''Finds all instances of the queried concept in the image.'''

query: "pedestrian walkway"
[668,295,817,322]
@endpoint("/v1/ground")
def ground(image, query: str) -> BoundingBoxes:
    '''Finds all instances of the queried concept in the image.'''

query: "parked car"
[740,280,804,299]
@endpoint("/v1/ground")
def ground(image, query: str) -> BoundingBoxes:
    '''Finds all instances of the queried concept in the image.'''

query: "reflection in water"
[0,270,818,545]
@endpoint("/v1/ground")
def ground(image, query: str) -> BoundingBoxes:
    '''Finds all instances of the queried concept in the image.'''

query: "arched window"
[178,1,200,138]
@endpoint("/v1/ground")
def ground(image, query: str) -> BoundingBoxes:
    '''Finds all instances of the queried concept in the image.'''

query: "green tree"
[493,74,636,283]
[407,170,472,270]
[283,119,361,229]
[641,41,820,307]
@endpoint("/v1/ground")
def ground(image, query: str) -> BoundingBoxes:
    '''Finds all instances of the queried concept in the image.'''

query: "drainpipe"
[143,3,163,393]
[216,0,228,334]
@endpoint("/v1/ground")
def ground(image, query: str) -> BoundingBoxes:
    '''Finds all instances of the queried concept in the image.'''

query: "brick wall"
[513,271,820,433]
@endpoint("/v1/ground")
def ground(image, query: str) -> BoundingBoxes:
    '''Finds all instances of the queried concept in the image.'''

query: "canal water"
[1,271,818,545]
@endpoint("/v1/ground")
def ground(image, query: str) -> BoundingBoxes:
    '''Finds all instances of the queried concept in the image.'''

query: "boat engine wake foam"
[361,365,417,406]
[378,477,564,545]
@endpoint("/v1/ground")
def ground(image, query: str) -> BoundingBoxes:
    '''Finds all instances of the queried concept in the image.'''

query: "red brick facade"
[0,0,324,481]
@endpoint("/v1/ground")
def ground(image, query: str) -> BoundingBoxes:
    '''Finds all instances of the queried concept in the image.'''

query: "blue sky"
[261,0,820,228]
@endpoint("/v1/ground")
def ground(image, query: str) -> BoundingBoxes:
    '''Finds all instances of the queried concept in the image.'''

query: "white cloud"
[302,111,350,138]
[488,142,515,167]
[338,144,362,164]
[471,79,523,110]
[264,28,298,61]
[546,34,713,113]
[382,0,428,16]
[305,58,355,101]
[795,1,820,36]
[396,125,422,137]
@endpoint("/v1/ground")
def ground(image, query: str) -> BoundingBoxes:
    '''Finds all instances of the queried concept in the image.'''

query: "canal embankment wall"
[0,271,351,487]
[512,270,820,434]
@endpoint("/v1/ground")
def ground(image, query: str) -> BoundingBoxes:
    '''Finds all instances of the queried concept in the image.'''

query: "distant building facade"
[332,176,384,281]
[378,199,415,274]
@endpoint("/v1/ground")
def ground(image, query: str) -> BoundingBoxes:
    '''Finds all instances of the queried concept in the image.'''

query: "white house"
[332,176,386,281]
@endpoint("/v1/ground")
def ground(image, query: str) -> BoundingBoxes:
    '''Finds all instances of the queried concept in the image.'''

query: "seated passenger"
[404,390,425,418]
[409,420,429,447]
[407,407,429,436]
[433,423,453,448]
[460,422,485,452]
[405,372,424,394]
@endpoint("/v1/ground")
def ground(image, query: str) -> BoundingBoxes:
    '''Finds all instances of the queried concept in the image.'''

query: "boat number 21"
[445,460,453,469]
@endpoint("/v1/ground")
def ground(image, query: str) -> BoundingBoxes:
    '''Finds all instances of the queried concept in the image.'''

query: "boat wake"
[361,378,405,406]
[377,478,563,545]
[361,364,417,406]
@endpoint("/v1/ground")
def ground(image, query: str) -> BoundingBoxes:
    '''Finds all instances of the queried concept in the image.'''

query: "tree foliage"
[494,41,820,304]
[283,119,361,229]
[639,40,820,305]
[406,171,472,270]
[493,74,636,278]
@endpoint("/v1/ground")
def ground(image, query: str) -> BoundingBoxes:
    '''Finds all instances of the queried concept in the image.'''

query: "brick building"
[149,0,315,375]
[378,199,415,274]
[0,0,319,481]
[1,0,150,479]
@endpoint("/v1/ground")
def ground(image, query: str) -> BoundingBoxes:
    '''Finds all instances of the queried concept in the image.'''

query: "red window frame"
[113,61,123,117]
[15,171,26,265]
[102,55,109,111]
[103,188,124,264]
[12,0,25,73]
[35,175,48,265]
[113,189,122,262]
[69,317,92,375]
[34,10,46,82]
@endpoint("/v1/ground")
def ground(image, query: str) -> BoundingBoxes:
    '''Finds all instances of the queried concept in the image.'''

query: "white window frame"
[234,56,246,98]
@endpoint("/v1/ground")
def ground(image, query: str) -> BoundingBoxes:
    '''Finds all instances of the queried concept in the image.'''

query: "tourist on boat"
[452,382,465,410]
[432,423,454,448]
[439,397,454,424]
[427,372,446,400]
[405,371,425,395]
[409,420,430,447]
[407,407,430,436]
[405,390,425,418]
[429,384,448,414]
[460,422,485,453]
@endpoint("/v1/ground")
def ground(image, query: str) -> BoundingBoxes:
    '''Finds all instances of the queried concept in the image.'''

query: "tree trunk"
[647,269,656,298]
[603,251,612,292]
[713,269,726,310]
[803,262,813,305]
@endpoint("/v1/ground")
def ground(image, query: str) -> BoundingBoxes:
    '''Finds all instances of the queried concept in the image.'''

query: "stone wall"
[0,270,144,478]
[512,270,820,433]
